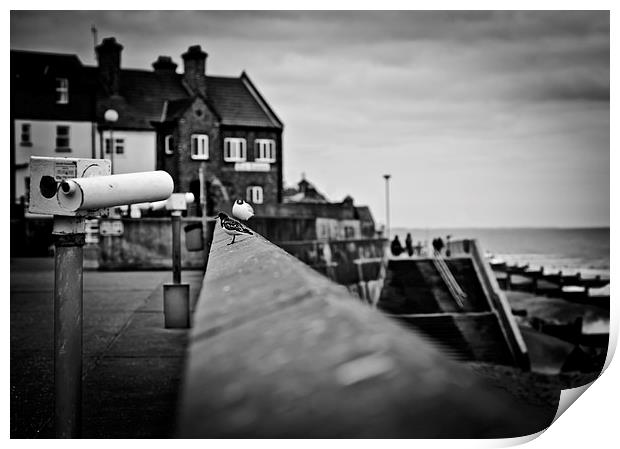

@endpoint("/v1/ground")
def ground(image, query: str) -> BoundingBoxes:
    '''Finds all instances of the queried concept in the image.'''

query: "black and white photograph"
[8,7,612,440]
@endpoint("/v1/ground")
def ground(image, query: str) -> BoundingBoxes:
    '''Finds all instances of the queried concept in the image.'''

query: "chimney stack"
[182,45,207,96]
[152,56,178,74]
[96,37,123,96]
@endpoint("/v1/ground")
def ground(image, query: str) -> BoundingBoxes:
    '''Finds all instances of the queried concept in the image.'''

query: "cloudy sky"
[11,11,610,228]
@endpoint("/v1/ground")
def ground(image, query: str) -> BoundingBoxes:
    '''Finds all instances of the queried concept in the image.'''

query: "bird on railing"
[218,212,253,245]
[232,199,254,221]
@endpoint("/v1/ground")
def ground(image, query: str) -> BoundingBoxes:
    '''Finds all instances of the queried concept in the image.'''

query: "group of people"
[390,233,424,257]
[390,234,452,257]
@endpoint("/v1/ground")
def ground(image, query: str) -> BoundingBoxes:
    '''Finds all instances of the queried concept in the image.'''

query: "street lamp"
[383,174,391,240]
[104,109,119,174]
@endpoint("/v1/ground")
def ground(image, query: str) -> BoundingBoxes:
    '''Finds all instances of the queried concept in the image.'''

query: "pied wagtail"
[218,212,253,245]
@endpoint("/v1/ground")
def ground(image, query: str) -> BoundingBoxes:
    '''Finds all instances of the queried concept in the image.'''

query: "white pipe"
[58,171,174,212]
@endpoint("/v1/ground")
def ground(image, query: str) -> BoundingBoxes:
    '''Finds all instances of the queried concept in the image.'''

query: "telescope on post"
[28,156,174,438]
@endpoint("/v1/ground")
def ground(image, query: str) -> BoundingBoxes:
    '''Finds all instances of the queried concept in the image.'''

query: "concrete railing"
[178,226,546,438]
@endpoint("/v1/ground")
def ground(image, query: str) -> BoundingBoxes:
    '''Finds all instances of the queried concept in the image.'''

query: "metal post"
[109,126,114,175]
[164,210,189,328]
[172,210,182,284]
[199,166,207,218]
[52,216,86,438]
[383,174,391,240]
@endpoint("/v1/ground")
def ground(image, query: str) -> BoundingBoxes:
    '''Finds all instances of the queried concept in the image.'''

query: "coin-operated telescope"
[27,156,174,438]
[29,156,173,216]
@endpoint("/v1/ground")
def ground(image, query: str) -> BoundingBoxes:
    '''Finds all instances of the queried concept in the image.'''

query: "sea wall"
[177,225,550,438]
[95,217,212,270]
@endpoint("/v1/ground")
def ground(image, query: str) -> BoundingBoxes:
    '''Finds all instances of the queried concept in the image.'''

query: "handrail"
[432,251,467,309]
[369,243,391,308]
[178,226,544,437]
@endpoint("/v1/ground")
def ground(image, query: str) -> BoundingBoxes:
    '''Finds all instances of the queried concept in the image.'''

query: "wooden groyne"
[493,262,608,290]
[490,261,609,306]
[177,226,549,438]
[445,239,609,305]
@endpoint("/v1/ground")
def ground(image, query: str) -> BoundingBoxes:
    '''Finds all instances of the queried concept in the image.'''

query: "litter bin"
[184,223,204,251]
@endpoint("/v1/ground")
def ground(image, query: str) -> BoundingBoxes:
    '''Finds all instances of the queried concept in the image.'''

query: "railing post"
[172,211,182,284]
[163,209,190,328]
[53,216,86,438]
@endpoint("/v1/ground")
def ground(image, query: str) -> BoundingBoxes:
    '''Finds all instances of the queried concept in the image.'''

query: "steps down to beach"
[378,257,516,366]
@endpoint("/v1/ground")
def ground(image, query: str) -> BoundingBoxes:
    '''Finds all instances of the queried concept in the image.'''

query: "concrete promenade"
[10,257,203,438]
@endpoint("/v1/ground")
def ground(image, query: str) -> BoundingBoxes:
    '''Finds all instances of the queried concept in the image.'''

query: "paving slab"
[10,257,204,438]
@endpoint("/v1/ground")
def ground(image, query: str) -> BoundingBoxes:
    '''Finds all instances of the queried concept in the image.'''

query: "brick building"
[149,45,283,215]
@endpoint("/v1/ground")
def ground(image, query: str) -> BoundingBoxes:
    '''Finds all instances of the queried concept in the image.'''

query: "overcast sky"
[11,10,610,228]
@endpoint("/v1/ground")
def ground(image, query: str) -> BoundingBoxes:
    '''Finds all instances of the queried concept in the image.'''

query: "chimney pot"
[152,56,178,73]
[96,37,123,95]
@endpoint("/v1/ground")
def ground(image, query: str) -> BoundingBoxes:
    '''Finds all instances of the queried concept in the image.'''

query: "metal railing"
[432,251,467,309]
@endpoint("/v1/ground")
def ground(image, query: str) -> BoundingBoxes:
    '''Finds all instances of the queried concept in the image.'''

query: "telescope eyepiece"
[60,180,78,195]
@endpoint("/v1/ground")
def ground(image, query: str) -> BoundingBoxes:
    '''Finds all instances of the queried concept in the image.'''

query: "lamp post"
[104,109,118,174]
[383,174,391,240]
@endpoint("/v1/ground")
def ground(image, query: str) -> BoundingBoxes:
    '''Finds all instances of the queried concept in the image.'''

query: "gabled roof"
[206,73,283,128]
[354,206,375,224]
[11,49,83,74]
[95,68,189,129]
[154,74,283,129]
[11,50,96,121]
[283,176,330,204]
[11,48,284,131]
[102,70,283,130]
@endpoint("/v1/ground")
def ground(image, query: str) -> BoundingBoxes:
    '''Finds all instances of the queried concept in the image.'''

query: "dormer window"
[55,78,69,104]
[223,138,247,162]
[191,134,209,160]
[255,139,276,162]
[165,135,174,155]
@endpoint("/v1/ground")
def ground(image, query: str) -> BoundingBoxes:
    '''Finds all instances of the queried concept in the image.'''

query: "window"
[105,138,125,155]
[254,139,276,162]
[165,135,173,155]
[344,226,356,239]
[20,123,32,146]
[223,138,247,162]
[246,186,264,204]
[56,126,70,152]
[191,134,209,160]
[56,78,69,104]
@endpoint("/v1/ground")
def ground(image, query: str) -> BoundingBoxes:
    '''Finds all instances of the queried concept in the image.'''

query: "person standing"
[405,233,414,257]
[433,237,444,255]
[390,235,404,257]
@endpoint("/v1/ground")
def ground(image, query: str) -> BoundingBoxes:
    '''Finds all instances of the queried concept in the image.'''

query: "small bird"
[218,212,253,245]
[232,199,254,221]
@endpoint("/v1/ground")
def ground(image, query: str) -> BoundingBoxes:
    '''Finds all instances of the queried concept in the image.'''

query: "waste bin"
[184,223,204,251]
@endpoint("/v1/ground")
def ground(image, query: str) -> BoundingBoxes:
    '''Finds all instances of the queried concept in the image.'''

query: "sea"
[391,227,610,279]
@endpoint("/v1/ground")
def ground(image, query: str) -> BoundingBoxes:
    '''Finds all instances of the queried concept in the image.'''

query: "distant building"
[283,175,329,203]
[149,45,283,215]
[279,176,376,240]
